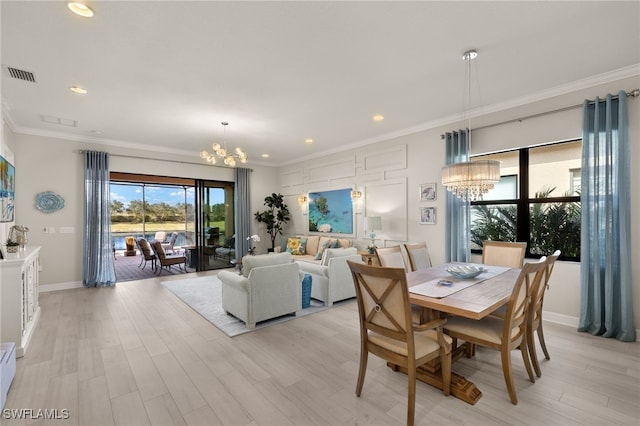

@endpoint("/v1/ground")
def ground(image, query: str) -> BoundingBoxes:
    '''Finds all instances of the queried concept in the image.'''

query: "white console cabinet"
[0,246,41,357]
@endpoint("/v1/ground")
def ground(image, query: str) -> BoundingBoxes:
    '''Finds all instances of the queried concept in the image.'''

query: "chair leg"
[527,326,542,378]
[355,347,368,397]
[537,322,551,360]
[500,348,518,405]
[440,349,451,396]
[520,341,535,383]
[407,366,416,426]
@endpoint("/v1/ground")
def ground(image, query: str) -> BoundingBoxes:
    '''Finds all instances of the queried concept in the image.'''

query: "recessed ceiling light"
[67,2,94,18]
[70,86,87,94]
[373,114,384,122]
[261,154,269,158]
[304,138,313,144]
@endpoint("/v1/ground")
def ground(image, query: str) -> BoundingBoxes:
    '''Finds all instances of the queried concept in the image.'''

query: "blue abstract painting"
[308,188,353,235]
[0,155,15,223]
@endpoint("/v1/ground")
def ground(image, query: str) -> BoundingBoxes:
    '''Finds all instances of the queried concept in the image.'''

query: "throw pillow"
[331,239,340,248]
[287,237,307,255]
[314,239,334,260]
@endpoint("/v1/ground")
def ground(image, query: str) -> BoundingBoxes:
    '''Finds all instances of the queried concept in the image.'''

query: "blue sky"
[110,184,225,207]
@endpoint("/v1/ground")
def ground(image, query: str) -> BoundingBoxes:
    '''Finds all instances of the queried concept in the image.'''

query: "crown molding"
[4,65,639,169]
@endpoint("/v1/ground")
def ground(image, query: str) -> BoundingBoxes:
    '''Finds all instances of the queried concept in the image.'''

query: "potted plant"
[5,238,19,254]
[254,193,291,251]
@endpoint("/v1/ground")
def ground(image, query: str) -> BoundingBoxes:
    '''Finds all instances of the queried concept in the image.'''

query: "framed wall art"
[419,182,436,201]
[307,188,354,235]
[419,207,436,225]
[0,155,15,223]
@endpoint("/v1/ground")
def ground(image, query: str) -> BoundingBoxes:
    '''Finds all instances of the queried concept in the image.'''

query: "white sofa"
[296,247,363,307]
[218,252,302,329]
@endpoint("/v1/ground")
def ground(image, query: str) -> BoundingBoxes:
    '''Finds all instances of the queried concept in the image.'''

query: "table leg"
[398,306,482,404]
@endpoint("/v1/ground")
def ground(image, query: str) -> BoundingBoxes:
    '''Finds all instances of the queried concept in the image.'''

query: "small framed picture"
[419,183,436,201]
[419,207,436,225]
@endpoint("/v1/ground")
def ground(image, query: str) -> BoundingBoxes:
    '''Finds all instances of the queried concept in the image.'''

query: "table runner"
[409,264,510,298]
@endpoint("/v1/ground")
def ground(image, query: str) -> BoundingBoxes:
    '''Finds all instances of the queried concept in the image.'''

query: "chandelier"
[441,159,500,200]
[200,122,248,167]
[441,50,500,201]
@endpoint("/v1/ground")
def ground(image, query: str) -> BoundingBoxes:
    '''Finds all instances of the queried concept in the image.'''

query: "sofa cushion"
[321,247,358,266]
[305,235,320,256]
[286,237,307,255]
[337,238,352,248]
[315,238,334,260]
[242,252,293,278]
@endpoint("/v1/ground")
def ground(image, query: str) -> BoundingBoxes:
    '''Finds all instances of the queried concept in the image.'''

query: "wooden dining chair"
[443,257,547,405]
[404,242,432,272]
[347,260,451,426]
[374,246,407,270]
[527,250,561,377]
[482,240,527,268]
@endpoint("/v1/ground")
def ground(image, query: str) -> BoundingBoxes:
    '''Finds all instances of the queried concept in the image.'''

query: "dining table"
[389,262,522,405]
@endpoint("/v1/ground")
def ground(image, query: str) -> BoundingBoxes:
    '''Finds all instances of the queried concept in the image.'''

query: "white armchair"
[296,247,363,307]
[218,252,302,329]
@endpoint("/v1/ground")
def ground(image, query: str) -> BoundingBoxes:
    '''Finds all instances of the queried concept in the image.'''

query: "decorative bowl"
[446,265,486,280]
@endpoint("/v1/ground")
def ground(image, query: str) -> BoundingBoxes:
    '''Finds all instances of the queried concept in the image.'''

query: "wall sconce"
[298,194,308,215]
[350,190,362,200]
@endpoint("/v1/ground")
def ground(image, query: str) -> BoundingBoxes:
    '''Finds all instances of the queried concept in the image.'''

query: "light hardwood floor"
[4,271,639,426]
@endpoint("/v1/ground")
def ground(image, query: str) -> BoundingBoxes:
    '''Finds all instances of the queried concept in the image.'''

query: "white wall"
[276,75,640,332]
[5,129,278,288]
[3,75,639,332]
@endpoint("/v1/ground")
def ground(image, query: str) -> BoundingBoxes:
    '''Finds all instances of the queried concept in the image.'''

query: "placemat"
[409,264,510,298]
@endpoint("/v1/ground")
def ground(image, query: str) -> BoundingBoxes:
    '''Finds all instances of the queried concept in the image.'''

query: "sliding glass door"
[110,173,234,272]
[195,180,235,270]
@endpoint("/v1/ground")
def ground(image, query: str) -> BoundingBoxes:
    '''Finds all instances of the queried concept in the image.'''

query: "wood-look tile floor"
[4,271,639,426]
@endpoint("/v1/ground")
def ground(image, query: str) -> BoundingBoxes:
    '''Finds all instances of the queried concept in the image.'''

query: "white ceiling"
[2,1,639,167]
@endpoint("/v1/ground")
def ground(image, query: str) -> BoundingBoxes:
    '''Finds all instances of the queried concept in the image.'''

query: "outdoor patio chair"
[161,231,179,254]
[136,238,157,270]
[150,240,187,275]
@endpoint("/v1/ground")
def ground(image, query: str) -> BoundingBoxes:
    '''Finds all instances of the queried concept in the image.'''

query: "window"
[470,139,581,261]
[569,168,581,195]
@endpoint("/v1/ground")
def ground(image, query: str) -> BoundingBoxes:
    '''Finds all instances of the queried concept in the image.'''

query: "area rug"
[161,275,329,337]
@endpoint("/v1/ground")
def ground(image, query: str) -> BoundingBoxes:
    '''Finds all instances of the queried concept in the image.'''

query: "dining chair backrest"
[349,261,413,349]
[154,231,167,242]
[404,242,432,271]
[527,250,561,377]
[504,257,547,343]
[375,246,407,270]
[482,240,527,268]
[347,260,451,426]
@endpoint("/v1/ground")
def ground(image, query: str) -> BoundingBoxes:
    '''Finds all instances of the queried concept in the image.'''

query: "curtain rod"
[440,88,639,139]
[77,150,253,171]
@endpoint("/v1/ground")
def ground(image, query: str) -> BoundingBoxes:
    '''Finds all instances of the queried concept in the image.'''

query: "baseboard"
[39,280,83,292]
[543,310,640,342]
[542,311,579,328]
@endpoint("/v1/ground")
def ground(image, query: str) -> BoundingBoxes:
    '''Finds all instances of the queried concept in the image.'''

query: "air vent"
[6,66,36,83]
[40,115,78,127]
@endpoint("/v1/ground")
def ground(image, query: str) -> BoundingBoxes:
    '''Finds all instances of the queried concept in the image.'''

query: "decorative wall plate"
[35,191,65,213]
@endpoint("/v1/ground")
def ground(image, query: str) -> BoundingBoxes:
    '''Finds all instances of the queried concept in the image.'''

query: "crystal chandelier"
[441,159,501,200]
[200,122,248,167]
[441,49,500,201]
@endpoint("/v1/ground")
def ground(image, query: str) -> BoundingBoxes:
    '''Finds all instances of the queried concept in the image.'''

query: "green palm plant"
[471,186,581,258]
